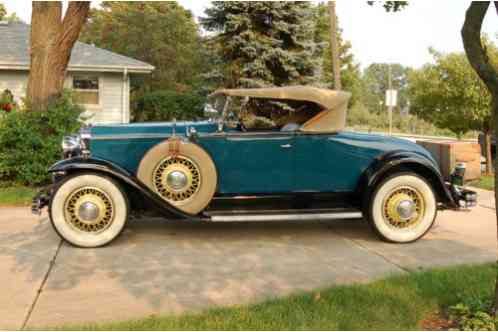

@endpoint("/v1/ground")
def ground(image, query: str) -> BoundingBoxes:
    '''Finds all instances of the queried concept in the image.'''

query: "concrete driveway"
[1,188,496,329]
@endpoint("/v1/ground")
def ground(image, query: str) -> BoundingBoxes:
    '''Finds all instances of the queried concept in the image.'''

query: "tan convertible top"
[210,86,351,132]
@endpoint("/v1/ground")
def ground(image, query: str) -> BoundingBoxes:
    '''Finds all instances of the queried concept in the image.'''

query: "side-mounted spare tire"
[137,138,217,215]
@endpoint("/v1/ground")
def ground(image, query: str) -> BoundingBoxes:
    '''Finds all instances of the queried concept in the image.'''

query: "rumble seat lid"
[210,86,351,133]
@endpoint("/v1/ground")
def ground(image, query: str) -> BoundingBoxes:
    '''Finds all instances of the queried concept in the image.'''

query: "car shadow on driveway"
[1,211,496,328]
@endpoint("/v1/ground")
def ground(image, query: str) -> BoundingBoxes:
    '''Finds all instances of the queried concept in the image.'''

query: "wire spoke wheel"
[153,155,201,204]
[370,173,437,243]
[64,186,115,233]
[382,186,425,229]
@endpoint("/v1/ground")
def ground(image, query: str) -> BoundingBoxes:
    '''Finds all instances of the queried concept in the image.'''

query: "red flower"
[1,103,13,113]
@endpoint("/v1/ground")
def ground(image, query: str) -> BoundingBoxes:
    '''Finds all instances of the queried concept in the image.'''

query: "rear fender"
[48,157,204,220]
[357,150,457,210]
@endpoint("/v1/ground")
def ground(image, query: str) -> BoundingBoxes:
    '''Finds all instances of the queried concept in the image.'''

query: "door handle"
[280,144,292,148]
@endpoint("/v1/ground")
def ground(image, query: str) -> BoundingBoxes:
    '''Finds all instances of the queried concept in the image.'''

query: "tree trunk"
[328,1,341,90]
[27,2,90,111]
[485,130,494,175]
[461,1,498,316]
[493,98,498,316]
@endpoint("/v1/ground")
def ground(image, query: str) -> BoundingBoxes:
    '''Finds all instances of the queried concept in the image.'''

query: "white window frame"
[72,74,102,109]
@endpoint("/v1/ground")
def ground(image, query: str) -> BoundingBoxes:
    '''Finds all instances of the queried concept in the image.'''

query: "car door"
[216,131,295,194]
[293,132,374,193]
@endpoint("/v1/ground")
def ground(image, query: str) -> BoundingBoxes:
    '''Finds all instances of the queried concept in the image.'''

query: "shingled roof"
[0,22,154,73]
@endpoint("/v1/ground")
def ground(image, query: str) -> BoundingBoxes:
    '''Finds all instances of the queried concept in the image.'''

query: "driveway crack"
[329,227,413,273]
[21,239,63,330]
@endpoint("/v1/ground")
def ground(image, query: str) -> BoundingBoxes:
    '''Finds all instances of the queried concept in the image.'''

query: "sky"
[3,1,497,69]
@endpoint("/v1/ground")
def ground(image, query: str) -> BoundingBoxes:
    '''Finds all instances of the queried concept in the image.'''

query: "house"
[0,21,154,124]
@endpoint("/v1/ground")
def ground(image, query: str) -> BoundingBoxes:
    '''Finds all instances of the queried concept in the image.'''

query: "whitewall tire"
[369,173,437,243]
[49,173,129,248]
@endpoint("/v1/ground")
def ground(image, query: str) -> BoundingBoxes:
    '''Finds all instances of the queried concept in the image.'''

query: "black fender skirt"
[357,150,458,209]
[48,157,205,221]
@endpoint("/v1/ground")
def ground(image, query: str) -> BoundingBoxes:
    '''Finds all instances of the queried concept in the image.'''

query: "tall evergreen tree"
[201,1,321,88]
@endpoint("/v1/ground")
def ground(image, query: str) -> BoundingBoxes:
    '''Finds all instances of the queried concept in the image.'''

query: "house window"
[73,75,99,105]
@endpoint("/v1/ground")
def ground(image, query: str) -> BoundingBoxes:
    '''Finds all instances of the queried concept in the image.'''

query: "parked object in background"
[417,140,481,181]
[478,132,496,159]
[32,87,477,247]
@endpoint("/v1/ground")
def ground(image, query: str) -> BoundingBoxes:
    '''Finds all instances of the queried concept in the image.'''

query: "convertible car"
[32,86,476,247]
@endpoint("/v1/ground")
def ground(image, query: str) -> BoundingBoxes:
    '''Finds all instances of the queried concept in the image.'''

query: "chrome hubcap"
[383,186,425,229]
[64,187,115,233]
[153,155,201,203]
[396,199,416,220]
[166,170,188,190]
[78,201,100,221]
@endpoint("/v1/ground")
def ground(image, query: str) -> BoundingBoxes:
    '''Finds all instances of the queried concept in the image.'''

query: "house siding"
[0,69,130,124]
[0,70,27,104]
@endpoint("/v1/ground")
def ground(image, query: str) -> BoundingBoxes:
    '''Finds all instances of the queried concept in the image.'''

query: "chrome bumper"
[31,184,55,215]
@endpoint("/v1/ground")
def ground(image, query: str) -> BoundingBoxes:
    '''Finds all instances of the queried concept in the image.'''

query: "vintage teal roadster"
[33,86,476,247]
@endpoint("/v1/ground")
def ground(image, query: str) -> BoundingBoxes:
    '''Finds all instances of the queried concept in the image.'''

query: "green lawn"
[470,175,494,191]
[57,264,495,331]
[0,186,38,206]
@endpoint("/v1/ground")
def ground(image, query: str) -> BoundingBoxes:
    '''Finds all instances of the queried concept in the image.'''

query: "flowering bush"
[0,93,82,186]
[0,90,16,114]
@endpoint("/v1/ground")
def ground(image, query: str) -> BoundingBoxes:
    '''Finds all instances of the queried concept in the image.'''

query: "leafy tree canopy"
[0,3,22,22]
[407,43,497,137]
[367,1,409,12]
[361,63,410,113]
[200,1,322,88]
[80,1,203,93]
[0,3,5,19]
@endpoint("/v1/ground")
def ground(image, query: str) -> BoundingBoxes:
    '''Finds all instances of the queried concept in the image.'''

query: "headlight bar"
[62,135,81,154]
[61,126,92,159]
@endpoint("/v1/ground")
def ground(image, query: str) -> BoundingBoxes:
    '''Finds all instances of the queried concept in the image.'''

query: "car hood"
[336,132,439,165]
[90,121,218,137]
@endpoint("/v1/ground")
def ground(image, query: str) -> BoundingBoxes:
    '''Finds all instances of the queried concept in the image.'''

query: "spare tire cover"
[137,138,217,215]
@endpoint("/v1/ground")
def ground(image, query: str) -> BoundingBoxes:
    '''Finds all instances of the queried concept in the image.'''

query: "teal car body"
[31,87,479,247]
[89,121,439,195]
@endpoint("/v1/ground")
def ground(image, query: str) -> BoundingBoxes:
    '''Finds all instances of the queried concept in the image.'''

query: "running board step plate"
[210,211,363,222]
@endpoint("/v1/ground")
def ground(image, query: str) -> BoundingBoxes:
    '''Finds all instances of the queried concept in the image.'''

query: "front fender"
[357,150,457,209]
[49,157,204,220]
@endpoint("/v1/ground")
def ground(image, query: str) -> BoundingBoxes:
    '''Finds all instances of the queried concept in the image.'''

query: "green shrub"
[448,295,498,331]
[132,90,205,122]
[0,93,82,186]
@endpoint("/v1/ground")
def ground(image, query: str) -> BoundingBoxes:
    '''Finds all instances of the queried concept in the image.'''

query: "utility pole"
[388,64,393,136]
[328,1,341,90]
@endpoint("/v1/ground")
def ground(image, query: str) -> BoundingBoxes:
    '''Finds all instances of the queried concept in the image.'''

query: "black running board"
[208,210,363,222]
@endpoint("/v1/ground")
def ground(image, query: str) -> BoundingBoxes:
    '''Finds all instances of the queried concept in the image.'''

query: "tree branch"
[461,2,498,94]
[60,2,90,49]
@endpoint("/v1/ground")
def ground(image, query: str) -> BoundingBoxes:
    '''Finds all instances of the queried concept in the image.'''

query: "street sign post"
[386,65,395,135]
[385,89,398,107]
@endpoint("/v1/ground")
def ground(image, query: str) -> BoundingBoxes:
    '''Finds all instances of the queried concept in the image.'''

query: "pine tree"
[201,1,321,88]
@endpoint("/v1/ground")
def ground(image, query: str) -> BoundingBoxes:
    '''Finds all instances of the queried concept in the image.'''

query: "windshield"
[206,95,322,131]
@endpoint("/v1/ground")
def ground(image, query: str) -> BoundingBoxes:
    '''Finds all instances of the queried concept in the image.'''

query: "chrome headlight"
[62,135,82,157]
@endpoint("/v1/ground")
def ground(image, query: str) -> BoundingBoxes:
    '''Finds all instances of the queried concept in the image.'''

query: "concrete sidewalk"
[0,188,496,329]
